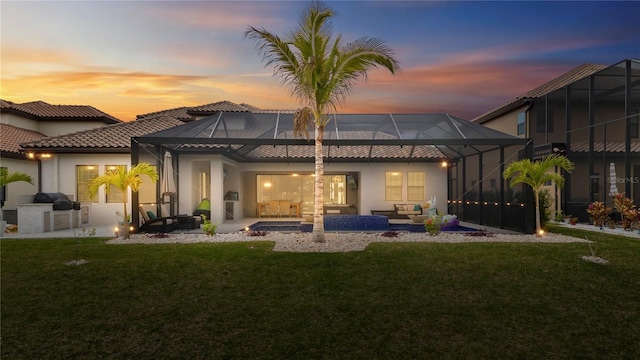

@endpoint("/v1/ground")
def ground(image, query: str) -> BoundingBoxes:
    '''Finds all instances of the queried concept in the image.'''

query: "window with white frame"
[105,165,127,203]
[385,172,403,201]
[517,112,526,136]
[77,165,98,202]
[407,171,425,202]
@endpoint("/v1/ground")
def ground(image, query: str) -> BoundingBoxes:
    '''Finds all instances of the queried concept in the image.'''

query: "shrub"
[586,201,610,227]
[613,193,638,230]
[200,215,217,236]
[424,216,446,235]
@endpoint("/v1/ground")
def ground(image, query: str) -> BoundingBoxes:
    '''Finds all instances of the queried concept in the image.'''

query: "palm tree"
[0,168,34,226]
[87,163,158,239]
[503,154,574,236]
[245,1,399,242]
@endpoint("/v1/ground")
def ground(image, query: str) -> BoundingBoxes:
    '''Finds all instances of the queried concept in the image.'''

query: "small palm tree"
[503,154,574,236]
[0,168,34,225]
[245,1,399,242]
[87,163,158,239]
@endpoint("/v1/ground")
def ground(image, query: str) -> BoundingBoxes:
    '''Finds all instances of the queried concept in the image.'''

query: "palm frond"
[0,168,34,188]
[293,107,314,139]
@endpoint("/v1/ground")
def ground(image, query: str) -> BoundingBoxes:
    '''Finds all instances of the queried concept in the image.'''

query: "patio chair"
[278,200,291,217]
[268,200,280,217]
[139,204,178,233]
[193,198,211,220]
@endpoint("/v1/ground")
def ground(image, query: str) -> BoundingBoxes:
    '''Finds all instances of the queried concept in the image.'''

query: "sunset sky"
[1,1,638,121]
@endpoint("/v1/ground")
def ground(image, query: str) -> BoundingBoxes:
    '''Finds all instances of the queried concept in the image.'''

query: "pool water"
[245,221,478,233]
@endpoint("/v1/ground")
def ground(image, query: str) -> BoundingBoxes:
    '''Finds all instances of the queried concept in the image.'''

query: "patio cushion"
[196,198,210,211]
[147,211,157,220]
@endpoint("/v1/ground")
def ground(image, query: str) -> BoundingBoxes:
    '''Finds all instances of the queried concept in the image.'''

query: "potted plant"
[570,217,578,225]
[0,169,34,234]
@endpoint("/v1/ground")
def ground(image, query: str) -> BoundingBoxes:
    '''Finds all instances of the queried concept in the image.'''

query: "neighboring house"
[474,59,640,221]
[0,99,122,224]
[19,100,529,232]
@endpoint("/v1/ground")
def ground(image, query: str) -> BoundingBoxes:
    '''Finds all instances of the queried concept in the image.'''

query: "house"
[17,100,529,233]
[0,100,122,225]
[474,59,640,221]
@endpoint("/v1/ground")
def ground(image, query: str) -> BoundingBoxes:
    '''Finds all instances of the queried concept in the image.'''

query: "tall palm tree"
[245,1,399,242]
[0,168,34,226]
[87,163,158,239]
[503,154,574,236]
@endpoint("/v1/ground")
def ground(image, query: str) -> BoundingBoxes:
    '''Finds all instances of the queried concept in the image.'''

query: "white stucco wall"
[0,113,107,137]
[0,157,39,211]
[38,153,132,228]
[24,151,449,231]
[1,113,39,131]
[176,156,448,225]
[38,121,109,137]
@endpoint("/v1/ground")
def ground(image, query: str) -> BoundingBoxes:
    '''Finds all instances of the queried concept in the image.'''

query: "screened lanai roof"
[135,112,529,162]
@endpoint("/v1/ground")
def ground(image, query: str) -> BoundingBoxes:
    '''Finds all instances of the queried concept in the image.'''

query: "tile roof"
[0,99,122,124]
[15,99,297,153]
[239,103,296,114]
[187,100,254,115]
[136,106,193,121]
[0,123,48,157]
[19,115,184,152]
[473,64,607,124]
[136,101,295,120]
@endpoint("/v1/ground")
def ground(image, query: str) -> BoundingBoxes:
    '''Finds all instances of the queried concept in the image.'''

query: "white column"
[210,156,224,225]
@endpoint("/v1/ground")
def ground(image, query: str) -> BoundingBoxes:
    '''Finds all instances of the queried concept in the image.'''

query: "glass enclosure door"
[257,174,346,214]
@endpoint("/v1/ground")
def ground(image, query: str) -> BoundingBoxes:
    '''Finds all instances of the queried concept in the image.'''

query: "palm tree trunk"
[534,189,541,236]
[123,193,130,239]
[312,124,325,243]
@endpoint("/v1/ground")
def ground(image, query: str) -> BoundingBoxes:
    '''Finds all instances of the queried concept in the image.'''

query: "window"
[198,171,209,200]
[516,112,526,136]
[407,171,424,202]
[385,172,403,201]
[256,174,346,214]
[105,165,127,203]
[536,109,554,133]
[77,165,98,202]
[324,175,346,204]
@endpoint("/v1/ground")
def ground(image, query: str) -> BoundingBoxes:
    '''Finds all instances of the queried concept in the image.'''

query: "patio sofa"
[394,203,423,218]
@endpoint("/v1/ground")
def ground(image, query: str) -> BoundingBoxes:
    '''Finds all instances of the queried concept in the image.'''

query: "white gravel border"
[106,232,589,253]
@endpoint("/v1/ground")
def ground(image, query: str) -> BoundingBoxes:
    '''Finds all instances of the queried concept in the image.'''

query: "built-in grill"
[33,192,81,211]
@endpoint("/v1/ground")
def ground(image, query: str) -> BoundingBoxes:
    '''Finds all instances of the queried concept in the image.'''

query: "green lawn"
[2,226,639,359]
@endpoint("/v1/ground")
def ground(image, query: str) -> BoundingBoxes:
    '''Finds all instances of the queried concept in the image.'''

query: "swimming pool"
[245,220,478,233]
